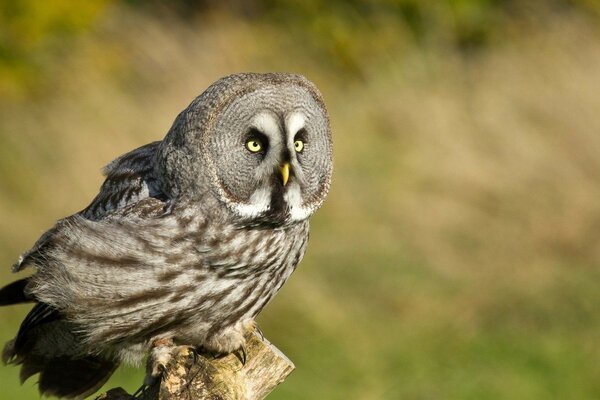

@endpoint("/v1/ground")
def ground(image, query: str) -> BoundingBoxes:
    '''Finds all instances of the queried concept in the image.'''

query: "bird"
[0,72,333,399]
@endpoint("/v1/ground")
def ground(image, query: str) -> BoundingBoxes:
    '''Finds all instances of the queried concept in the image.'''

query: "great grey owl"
[0,73,332,398]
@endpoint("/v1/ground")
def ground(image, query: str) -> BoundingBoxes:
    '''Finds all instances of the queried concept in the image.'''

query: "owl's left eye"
[246,138,264,153]
[294,139,304,153]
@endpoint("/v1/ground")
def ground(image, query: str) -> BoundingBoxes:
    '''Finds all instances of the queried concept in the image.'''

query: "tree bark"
[96,329,295,400]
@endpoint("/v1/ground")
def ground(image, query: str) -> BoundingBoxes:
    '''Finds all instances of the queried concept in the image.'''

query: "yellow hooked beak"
[280,162,290,186]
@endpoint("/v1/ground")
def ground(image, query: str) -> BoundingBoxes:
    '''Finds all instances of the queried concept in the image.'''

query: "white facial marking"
[232,187,271,218]
[284,181,312,221]
[283,112,311,221]
[252,112,283,147]
[286,112,306,142]
[232,112,312,221]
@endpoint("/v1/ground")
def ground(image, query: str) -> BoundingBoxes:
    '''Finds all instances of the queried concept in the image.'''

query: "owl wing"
[81,140,165,220]
[3,142,175,396]
[13,140,167,272]
[0,142,166,397]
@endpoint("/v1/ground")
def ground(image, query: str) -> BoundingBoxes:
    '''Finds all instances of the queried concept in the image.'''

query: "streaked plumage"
[0,73,332,398]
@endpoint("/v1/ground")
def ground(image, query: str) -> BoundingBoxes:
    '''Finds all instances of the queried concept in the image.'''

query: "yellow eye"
[294,139,304,153]
[246,139,263,153]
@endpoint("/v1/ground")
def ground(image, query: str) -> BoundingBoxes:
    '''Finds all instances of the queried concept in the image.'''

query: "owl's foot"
[133,340,195,398]
[144,338,196,386]
[204,321,258,366]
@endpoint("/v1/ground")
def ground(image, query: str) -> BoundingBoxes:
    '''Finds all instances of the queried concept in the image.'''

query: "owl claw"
[159,363,167,375]
[254,323,265,341]
[188,346,200,363]
[233,345,247,366]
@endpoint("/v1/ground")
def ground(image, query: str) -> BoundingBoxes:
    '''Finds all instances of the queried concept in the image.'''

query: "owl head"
[157,73,333,225]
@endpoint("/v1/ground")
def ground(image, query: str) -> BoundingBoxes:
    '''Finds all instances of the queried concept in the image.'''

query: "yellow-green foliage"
[0,0,113,97]
[2,0,600,97]
[0,3,599,400]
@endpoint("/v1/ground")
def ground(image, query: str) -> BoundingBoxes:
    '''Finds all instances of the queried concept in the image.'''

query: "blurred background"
[1,1,600,399]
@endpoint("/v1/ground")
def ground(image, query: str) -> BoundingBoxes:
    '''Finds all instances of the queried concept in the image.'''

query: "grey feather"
[82,141,165,220]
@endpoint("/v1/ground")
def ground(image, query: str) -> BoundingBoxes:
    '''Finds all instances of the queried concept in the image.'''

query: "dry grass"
[0,6,599,399]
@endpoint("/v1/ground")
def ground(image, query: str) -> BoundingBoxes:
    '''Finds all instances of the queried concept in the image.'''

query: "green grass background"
[1,2,600,399]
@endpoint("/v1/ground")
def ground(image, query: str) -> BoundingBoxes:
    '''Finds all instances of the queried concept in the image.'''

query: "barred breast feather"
[25,206,309,354]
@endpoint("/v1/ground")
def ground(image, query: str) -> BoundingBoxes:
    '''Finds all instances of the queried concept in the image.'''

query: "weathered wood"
[96,329,295,400]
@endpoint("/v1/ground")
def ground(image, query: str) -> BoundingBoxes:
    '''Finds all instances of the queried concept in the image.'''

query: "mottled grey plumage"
[0,73,332,399]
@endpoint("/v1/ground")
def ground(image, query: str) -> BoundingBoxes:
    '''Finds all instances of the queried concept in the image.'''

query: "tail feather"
[0,278,32,306]
[6,349,117,399]
[2,339,16,365]
[3,301,119,398]
[38,357,118,399]
[19,354,44,383]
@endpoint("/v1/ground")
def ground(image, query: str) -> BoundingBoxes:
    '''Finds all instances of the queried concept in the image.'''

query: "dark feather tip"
[2,339,16,365]
[0,278,31,306]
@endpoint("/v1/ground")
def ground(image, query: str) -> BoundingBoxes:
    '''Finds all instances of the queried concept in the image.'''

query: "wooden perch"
[96,329,295,400]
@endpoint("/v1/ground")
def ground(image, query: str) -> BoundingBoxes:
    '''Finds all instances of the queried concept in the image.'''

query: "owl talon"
[158,363,167,375]
[188,346,199,363]
[254,323,265,341]
[233,345,247,366]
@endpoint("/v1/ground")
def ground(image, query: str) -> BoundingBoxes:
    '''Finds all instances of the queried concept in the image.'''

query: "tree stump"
[96,329,294,400]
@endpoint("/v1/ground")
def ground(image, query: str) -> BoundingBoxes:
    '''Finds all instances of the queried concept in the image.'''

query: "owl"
[0,73,332,398]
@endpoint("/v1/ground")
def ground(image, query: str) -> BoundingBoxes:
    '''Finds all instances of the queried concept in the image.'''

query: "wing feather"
[13,141,167,273]
[81,141,165,220]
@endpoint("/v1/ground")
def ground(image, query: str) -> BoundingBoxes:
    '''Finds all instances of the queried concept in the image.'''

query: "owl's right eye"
[246,138,264,153]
